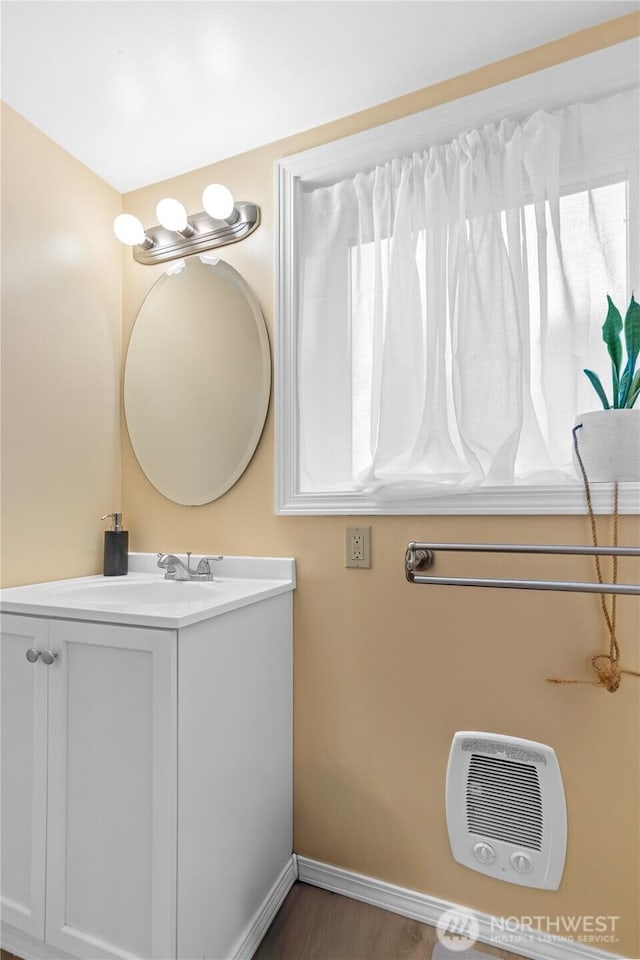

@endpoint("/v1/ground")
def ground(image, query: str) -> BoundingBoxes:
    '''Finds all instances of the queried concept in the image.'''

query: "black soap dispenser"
[102,513,129,576]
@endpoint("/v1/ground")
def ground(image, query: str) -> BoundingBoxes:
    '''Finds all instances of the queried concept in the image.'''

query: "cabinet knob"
[26,648,41,663]
[41,651,58,666]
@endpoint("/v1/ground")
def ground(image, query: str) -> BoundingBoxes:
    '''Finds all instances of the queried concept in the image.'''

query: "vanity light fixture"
[113,183,260,265]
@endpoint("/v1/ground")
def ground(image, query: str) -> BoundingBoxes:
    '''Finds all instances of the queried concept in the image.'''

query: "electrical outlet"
[346,526,371,568]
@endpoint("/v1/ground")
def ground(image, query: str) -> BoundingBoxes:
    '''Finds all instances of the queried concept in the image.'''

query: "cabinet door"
[45,620,177,960]
[0,614,48,940]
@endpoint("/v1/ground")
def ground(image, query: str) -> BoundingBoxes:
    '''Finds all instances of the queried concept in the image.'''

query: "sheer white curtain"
[298,88,639,498]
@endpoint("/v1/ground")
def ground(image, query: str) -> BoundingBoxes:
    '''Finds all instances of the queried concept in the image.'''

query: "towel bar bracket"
[405,544,434,582]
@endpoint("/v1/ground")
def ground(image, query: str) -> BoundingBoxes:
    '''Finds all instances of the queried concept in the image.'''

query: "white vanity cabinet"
[1,614,177,960]
[1,561,294,960]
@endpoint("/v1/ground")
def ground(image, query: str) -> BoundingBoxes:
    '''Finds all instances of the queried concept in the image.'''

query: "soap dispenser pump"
[101,513,128,576]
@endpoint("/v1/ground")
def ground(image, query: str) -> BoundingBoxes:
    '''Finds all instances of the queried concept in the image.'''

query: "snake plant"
[584,294,640,409]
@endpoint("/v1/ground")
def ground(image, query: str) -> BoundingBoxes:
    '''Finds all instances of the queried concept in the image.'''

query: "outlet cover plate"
[346,526,371,568]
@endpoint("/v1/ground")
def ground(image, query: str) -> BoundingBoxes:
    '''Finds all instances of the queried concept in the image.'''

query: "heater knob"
[510,852,533,874]
[472,842,496,864]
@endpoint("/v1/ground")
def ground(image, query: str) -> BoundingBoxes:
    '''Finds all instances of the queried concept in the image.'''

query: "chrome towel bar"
[405,541,640,596]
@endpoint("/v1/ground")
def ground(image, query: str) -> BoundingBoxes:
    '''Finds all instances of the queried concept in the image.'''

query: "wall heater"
[446,731,567,890]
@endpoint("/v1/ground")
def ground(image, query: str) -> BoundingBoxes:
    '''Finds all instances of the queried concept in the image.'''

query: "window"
[276,41,640,514]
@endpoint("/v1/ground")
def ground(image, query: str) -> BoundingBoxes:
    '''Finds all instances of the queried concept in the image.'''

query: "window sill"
[276,483,640,516]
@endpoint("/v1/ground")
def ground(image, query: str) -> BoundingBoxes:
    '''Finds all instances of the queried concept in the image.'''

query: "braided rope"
[547,424,638,692]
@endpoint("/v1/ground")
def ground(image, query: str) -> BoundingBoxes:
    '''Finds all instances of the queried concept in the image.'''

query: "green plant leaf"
[626,369,640,409]
[583,368,610,409]
[619,366,631,408]
[601,295,623,391]
[621,294,640,405]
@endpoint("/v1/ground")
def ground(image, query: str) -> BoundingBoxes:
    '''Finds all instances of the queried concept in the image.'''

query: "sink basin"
[54,578,218,606]
[0,555,296,628]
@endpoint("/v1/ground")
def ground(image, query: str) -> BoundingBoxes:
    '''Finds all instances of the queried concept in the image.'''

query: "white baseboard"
[296,856,627,960]
[231,854,298,960]
[1,923,76,960]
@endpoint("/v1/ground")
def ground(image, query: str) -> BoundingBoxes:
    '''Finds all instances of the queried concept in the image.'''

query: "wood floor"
[1,885,527,960]
[254,882,526,960]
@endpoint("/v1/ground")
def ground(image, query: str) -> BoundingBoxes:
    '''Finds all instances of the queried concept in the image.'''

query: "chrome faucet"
[157,552,223,581]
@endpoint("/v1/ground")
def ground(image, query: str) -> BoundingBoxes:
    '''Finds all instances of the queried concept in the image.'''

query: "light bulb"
[202,183,235,221]
[156,197,189,233]
[113,213,147,246]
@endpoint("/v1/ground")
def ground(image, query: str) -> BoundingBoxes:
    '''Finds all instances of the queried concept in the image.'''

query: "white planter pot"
[573,409,640,482]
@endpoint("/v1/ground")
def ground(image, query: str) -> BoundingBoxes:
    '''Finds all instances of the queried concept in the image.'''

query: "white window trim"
[275,38,640,515]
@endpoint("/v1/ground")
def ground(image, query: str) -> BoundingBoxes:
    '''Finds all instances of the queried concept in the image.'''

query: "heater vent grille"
[466,754,543,851]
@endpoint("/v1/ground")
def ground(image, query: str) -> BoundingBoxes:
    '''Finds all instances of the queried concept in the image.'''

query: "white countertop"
[0,554,296,629]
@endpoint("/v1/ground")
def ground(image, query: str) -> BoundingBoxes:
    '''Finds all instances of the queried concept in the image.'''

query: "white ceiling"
[1,0,638,193]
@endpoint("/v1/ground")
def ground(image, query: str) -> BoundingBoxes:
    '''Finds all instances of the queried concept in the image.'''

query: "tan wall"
[1,104,122,587]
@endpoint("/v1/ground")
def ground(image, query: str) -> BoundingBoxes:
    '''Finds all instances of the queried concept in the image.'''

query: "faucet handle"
[157,551,191,564]
[196,556,223,575]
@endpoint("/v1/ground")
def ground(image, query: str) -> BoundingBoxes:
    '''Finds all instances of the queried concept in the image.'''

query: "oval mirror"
[124,257,270,505]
